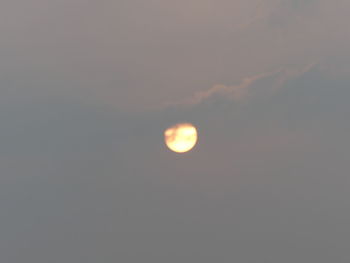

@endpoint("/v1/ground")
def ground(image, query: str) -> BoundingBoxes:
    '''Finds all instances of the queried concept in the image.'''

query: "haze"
[1,0,350,262]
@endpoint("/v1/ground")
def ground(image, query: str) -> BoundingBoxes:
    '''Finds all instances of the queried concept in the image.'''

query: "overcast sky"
[1,0,350,262]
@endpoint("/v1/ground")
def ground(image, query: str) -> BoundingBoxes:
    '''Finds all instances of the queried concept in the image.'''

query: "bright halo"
[164,123,198,153]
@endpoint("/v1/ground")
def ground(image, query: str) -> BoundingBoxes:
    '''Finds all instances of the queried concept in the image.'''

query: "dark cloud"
[1,66,350,262]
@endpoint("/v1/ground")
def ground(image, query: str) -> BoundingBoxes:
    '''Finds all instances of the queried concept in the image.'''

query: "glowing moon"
[164,123,198,153]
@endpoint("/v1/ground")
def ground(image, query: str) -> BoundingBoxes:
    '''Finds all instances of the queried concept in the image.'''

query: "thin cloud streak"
[164,63,317,108]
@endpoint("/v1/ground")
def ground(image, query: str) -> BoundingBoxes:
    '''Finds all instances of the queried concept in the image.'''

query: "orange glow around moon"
[164,123,198,153]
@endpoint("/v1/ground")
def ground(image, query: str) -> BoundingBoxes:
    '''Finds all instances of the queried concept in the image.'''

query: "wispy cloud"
[164,63,316,108]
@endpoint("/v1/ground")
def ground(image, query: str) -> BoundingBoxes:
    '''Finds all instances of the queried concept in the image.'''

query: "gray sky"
[1,0,350,262]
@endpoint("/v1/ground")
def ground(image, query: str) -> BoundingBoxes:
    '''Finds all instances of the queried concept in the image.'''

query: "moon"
[164,123,198,153]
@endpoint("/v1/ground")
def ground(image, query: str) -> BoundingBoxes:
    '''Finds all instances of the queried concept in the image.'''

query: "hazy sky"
[1,0,350,262]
